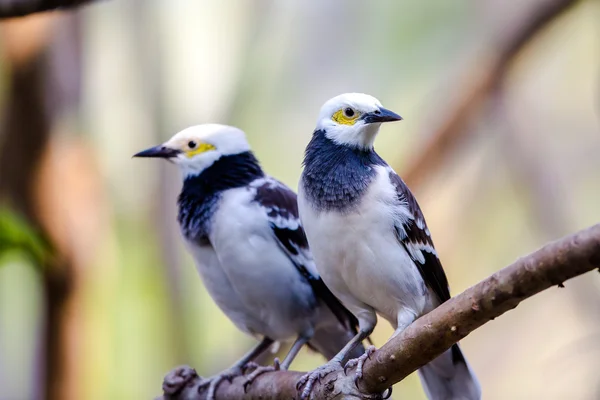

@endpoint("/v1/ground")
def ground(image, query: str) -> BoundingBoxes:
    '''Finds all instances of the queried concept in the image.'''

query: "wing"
[251,177,359,331]
[388,170,451,303]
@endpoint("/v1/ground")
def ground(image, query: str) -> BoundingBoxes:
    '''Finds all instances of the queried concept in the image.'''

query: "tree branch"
[159,224,600,400]
[0,0,100,19]
[401,0,578,189]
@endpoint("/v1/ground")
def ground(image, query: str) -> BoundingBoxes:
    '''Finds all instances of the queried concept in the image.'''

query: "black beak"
[362,107,403,124]
[133,145,181,158]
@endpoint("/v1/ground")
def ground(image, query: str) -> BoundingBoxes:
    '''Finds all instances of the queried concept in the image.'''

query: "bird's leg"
[243,335,309,392]
[281,335,310,369]
[342,310,417,390]
[196,337,274,400]
[297,327,374,399]
[340,310,416,395]
[391,308,417,338]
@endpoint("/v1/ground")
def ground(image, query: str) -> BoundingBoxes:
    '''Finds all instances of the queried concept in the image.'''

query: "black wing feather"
[252,178,359,331]
[389,171,451,303]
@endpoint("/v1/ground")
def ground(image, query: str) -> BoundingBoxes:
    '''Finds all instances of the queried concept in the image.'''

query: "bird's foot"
[242,358,281,392]
[296,360,342,399]
[343,345,376,387]
[241,361,261,374]
[196,366,243,400]
[162,365,198,395]
[382,387,393,399]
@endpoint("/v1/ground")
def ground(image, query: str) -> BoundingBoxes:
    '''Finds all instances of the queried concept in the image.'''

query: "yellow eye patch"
[186,142,216,157]
[332,108,360,126]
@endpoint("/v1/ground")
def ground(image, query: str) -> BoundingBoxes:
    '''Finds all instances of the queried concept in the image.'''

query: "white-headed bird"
[297,94,481,400]
[134,124,364,400]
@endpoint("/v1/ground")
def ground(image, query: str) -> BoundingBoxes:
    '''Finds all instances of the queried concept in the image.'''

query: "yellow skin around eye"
[332,109,360,126]
[186,142,216,157]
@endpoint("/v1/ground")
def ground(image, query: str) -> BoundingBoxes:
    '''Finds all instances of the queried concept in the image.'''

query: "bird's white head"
[316,93,402,149]
[133,124,251,177]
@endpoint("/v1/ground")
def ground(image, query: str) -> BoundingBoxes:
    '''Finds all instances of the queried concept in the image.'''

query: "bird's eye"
[344,107,355,118]
[188,141,197,149]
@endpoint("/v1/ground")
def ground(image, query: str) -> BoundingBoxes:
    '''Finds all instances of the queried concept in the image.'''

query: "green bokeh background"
[1,1,599,399]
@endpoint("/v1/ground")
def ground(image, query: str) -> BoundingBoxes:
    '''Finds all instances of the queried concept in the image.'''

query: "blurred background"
[0,0,599,399]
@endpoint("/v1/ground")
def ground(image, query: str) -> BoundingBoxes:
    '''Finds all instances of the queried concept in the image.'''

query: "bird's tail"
[308,323,365,362]
[418,344,481,400]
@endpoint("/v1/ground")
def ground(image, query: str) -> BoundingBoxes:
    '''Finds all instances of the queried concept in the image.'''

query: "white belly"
[187,188,317,340]
[185,241,259,335]
[298,168,428,327]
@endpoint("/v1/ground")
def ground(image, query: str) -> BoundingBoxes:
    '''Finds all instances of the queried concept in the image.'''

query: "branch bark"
[401,0,578,189]
[0,0,100,18]
[159,224,600,400]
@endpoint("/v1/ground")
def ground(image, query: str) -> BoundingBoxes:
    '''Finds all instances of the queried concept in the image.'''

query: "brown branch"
[159,224,600,400]
[401,0,578,189]
[0,0,101,18]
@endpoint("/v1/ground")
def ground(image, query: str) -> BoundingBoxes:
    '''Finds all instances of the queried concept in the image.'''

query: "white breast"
[184,239,257,335]
[192,187,317,340]
[298,166,428,327]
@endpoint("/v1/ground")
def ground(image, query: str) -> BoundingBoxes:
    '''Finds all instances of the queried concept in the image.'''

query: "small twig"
[0,0,101,19]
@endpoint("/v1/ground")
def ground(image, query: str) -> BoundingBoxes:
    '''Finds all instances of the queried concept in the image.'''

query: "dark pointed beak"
[133,145,181,159]
[362,107,403,124]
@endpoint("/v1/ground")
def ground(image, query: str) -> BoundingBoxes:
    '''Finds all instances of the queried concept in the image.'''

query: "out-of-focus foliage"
[0,1,599,400]
[0,207,49,267]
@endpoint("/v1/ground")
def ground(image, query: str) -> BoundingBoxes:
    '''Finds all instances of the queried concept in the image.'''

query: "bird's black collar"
[177,151,264,242]
[301,130,386,212]
[181,151,264,198]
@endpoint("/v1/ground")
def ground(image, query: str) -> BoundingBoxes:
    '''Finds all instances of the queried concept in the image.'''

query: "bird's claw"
[243,358,281,393]
[242,361,260,374]
[196,367,243,400]
[382,387,393,399]
[343,345,376,388]
[162,365,198,395]
[296,361,342,399]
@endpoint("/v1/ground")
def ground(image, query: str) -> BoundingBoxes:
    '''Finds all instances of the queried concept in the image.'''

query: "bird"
[133,123,364,400]
[296,93,481,400]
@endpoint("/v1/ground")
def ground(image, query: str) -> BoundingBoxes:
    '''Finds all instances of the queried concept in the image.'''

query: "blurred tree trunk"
[0,12,106,400]
[400,0,579,190]
[0,14,60,400]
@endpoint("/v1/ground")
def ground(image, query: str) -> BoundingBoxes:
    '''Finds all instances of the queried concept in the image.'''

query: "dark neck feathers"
[177,151,264,242]
[301,129,386,212]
